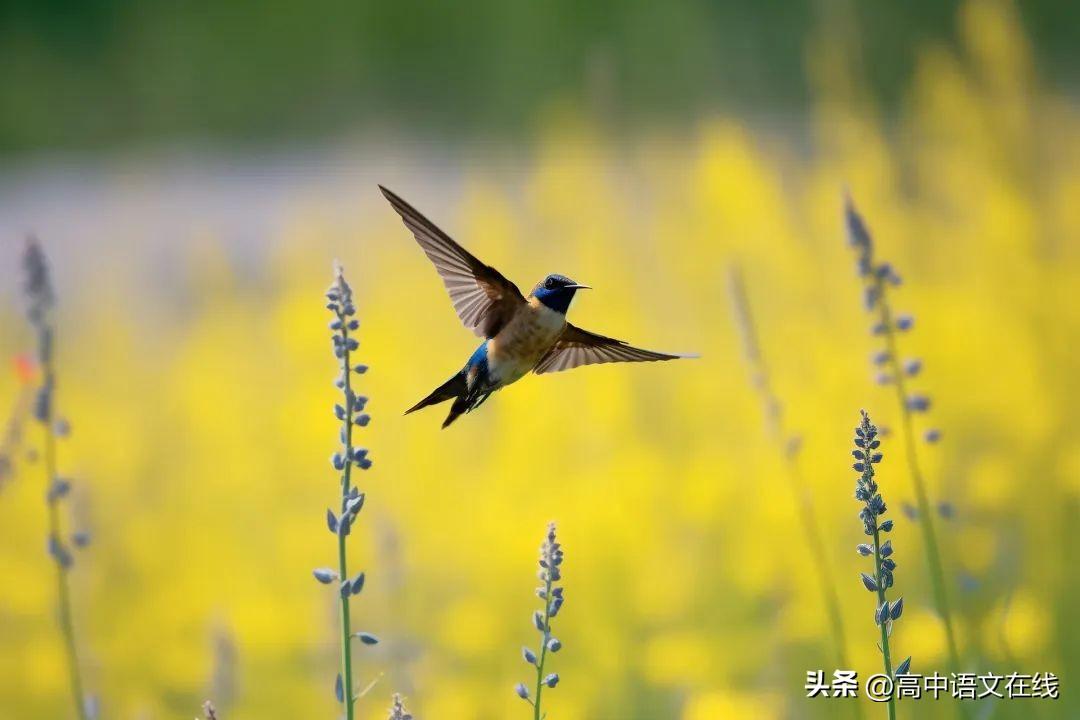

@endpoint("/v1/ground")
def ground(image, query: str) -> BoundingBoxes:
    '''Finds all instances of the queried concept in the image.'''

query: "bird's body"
[487,296,567,385]
[379,185,694,427]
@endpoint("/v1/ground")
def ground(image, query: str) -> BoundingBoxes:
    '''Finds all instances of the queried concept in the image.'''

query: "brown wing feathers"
[379,185,524,338]
[534,323,691,374]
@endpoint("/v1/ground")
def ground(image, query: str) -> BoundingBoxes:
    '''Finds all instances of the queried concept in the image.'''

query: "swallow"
[379,185,695,428]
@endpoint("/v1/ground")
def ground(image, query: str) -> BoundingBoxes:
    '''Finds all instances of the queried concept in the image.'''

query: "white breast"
[487,300,566,385]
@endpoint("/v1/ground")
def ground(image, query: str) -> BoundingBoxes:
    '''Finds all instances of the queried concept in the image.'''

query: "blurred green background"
[1,0,1077,153]
[1,1,1078,719]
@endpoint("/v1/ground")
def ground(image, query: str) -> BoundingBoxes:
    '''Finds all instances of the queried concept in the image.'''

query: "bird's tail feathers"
[441,396,471,429]
[405,372,466,415]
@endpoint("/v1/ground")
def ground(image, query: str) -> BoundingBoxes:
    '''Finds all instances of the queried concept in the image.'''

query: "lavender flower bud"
[47,478,71,502]
[906,395,931,412]
[313,568,337,584]
[350,572,366,595]
[48,535,73,569]
[337,512,352,537]
[864,287,879,310]
[33,386,51,421]
[345,493,366,516]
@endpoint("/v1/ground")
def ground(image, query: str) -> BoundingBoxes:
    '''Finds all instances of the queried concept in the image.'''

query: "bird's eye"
[545,278,556,290]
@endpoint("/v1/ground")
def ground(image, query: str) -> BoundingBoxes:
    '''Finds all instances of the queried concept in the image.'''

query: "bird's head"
[531,274,590,314]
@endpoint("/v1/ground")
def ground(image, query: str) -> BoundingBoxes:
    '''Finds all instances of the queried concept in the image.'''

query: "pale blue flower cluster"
[845,196,941,444]
[516,523,565,717]
[852,411,910,680]
[317,265,378,715]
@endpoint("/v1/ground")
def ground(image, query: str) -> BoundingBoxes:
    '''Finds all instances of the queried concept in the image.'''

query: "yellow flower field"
[0,1,1076,717]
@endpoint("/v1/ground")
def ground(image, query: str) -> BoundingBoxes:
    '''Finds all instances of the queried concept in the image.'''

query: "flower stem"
[338,320,356,720]
[786,460,862,720]
[532,572,553,720]
[870,522,896,720]
[728,268,857,715]
[876,278,961,673]
[795,472,866,720]
[41,363,88,720]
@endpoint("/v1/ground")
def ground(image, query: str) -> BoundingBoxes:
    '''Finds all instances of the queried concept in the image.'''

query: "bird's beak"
[565,283,591,290]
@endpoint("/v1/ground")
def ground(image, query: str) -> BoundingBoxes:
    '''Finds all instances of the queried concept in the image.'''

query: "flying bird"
[380,185,694,428]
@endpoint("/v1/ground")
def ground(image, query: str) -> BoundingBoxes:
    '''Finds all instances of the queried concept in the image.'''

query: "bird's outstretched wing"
[380,185,525,338]
[534,323,694,374]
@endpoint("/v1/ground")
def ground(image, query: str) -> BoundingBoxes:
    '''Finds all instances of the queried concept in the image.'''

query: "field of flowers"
[0,1,1076,718]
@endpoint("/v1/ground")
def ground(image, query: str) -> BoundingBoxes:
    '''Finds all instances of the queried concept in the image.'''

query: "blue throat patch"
[533,286,577,314]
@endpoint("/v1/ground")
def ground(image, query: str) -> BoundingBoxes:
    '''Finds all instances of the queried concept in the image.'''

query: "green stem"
[338,321,356,720]
[785,461,854,673]
[729,268,857,707]
[532,573,554,720]
[790,467,862,720]
[871,524,896,720]
[876,280,961,673]
[41,365,88,720]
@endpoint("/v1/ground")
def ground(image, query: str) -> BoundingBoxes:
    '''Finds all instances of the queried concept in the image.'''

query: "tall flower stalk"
[22,239,92,720]
[516,523,564,720]
[315,263,378,719]
[852,411,909,720]
[728,266,853,679]
[844,195,961,673]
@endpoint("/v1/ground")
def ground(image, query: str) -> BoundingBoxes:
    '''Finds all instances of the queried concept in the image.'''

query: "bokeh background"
[1,0,1078,717]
